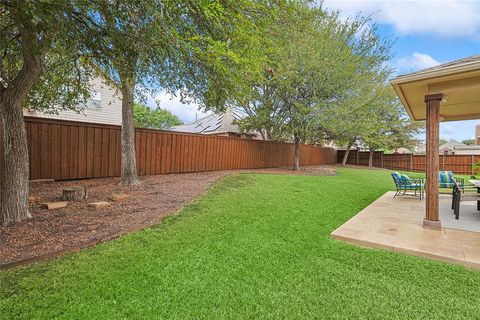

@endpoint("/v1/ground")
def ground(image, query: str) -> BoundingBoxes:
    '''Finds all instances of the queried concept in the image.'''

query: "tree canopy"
[133,103,182,130]
[0,1,93,112]
[235,2,398,169]
[462,139,475,146]
[74,0,266,184]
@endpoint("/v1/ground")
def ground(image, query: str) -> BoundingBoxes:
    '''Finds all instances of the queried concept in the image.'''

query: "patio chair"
[452,178,480,220]
[439,171,464,190]
[391,172,424,200]
[439,171,467,209]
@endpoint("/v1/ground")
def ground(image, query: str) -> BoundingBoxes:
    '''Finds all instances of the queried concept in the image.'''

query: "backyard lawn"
[2,167,480,319]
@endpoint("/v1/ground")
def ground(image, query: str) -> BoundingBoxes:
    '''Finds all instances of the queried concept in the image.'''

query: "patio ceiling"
[391,55,480,122]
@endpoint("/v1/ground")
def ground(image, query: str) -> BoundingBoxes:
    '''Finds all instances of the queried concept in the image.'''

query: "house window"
[87,91,102,109]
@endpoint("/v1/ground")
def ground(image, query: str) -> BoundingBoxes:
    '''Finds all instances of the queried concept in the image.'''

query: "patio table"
[468,180,480,210]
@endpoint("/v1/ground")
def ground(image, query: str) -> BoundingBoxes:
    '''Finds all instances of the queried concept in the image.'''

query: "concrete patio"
[331,192,480,269]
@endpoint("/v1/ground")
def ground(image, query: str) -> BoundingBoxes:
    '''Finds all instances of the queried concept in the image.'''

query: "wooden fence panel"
[337,149,480,175]
[10,117,336,181]
[86,126,95,178]
[443,155,472,175]
[337,149,360,165]
[77,126,86,178]
[383,154,411,171]
[412,155,425,172]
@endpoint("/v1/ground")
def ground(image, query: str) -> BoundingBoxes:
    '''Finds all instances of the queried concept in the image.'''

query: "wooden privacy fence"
[338,149,480,175]
[0,117,337,181]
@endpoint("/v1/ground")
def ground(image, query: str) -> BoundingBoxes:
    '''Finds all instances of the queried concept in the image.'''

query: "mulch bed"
[0,166,336,268]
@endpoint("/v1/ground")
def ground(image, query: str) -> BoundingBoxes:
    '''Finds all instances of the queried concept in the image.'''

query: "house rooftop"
[168,108,254,136]
[439,140,466,150]
[455,145,480,150]
[391,54,480,122]
[394,55,480,81]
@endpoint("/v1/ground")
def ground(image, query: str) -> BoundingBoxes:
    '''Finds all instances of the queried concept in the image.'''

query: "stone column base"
[423,218,442,230]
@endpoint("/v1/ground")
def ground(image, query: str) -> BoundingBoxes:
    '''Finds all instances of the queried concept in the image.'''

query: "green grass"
[2,167,480,319]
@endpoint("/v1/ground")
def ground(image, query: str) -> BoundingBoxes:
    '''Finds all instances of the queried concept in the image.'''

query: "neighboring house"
[413,140,480,155]
[454,145,480,155]
[439,140,466,155]
[24,77,122,125]
[413,143,426,154]
[394,147,412,154]
[169,108,267,140]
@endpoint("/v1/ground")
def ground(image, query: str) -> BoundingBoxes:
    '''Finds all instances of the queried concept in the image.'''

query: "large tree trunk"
[120,76,141,186]
[293,134,300,170]
[341,141,354,167]
[0,58,43,225]
[368,149,375,168]
[0,95,31,225]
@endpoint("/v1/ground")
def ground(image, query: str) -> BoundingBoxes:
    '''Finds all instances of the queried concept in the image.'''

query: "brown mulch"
[0,166,336,268]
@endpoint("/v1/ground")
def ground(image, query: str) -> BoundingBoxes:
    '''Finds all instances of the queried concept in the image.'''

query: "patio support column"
[424,93,443,229]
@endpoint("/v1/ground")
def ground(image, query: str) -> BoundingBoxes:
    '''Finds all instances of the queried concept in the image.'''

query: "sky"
[149,0,479,142]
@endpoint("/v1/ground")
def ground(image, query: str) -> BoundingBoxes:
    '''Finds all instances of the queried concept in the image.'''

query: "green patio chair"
[439,171,464,190]
[439,171,467,210]
[451,177,480,220]
[391,172,424,200]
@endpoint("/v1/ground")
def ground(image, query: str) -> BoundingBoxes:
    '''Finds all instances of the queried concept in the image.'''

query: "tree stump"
[62,187,84,201]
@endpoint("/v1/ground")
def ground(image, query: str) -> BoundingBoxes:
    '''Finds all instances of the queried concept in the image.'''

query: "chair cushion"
[400,174,411,184]
[391,172,402,186]
[391,172,401,180]
[439,171,452,188]
[404,184,422,190]
[439,171,463,188]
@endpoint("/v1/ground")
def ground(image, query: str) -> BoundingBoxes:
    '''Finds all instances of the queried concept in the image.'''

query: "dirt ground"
[0,166,336,268]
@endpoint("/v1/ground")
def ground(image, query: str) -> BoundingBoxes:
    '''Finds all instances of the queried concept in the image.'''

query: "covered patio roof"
[392,54,480,229]
[391,54,480,122]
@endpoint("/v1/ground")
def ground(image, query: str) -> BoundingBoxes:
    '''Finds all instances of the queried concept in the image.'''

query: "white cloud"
[146,91,210,124]
[440,123,456,140]
[323,0,480,39]
[439,120,479,141]
[395,52,441,73]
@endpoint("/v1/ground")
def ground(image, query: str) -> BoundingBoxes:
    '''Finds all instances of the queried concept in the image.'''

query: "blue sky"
[325,0,479,142]
[150,0,479,142]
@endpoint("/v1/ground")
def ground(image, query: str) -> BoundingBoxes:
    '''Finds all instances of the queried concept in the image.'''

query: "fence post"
[381,152,384,168]
[356,148,360,166]
[409,153,413,172]
[472,155,475,176]
[442,154,445,171]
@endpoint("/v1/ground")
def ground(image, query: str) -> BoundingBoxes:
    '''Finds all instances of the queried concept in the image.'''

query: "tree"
[439,138,448,146]
[313,13,395,168]
[133,103,182,129]
[82,0,261,185]
[0,1,92,225]
[361,85,422,167]
[239,3,372,170]
[321,78,377,167]
[324,80,421,168]
[237,3,391,170]
[462,139,475,146]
